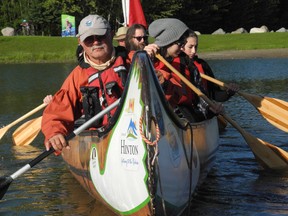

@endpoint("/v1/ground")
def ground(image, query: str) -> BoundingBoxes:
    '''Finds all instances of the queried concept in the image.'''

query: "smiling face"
[79,31,113,64]
[182,36,198,59]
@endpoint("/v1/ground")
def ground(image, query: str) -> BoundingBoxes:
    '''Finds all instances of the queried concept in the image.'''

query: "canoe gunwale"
[62,51,219,216]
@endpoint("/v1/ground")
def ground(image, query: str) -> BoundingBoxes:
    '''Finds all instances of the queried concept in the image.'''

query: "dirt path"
[198,48,288,60]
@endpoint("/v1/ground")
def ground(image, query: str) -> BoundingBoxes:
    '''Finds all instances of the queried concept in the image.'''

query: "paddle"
[156,54,288,170]
[12,116,42,146]
[0,103,47,140]
[217,115,228,132]
[200,73,288,133]
[0,98,120,200]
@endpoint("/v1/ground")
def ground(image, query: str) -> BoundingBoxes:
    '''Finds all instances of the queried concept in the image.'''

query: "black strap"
[80,86,103,127]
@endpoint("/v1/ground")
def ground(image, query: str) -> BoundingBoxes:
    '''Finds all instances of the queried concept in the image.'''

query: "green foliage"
[142,0,184,23]
[0,0,288,36]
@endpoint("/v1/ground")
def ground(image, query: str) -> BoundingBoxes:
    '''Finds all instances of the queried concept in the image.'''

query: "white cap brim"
[78,28,108,42]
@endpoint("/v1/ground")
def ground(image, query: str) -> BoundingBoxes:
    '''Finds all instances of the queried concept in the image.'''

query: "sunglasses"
[133,36,148,42]
[84,34,107,44]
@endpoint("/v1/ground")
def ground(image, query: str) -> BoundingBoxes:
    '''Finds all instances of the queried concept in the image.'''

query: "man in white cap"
[42,14,128,153]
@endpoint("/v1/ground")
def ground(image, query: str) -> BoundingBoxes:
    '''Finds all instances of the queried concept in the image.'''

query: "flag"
[122,0,147,28]
[61,14,76,37]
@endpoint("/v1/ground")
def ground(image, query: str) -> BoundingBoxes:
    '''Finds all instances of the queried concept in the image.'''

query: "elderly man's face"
[80,31,113,63]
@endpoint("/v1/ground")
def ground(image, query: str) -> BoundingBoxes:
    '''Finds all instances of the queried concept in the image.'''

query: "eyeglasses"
[84,35,107,44]
[133,36,148,42]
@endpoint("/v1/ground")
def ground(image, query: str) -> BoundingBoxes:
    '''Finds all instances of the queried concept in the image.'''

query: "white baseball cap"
[77,14,111,42]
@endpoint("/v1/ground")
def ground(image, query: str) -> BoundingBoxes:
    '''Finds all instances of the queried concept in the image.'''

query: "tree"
[142,0,184,25]
[253,0,280,31]
[171,0,233,34]
[222,0,255,32]
[278,0,288,29]
[0,0,287,36]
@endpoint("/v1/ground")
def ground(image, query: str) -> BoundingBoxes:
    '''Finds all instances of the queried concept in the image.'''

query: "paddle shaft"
[6,103,47,129]
[199,73,227,88]
[200,73,250,98]
[155,54,215,108]
[156,54,288,169]
[156,55,285,133]
[200,72,288,133]
[9,98,120,180]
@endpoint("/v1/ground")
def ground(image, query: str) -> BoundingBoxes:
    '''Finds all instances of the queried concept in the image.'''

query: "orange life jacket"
[154,57,197,108]
[81,56,127,127]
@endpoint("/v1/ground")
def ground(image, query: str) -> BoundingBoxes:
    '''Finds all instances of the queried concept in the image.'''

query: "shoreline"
[1,48,287,64]
[198,48,288,60]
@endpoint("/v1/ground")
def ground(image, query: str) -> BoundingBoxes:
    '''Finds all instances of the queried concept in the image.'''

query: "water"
[0,58,288,215]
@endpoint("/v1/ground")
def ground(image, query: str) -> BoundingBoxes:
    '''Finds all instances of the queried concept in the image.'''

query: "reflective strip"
[114,65,126,73]
[88,72,99,84]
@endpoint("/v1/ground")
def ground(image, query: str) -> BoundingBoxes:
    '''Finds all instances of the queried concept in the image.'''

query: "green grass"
[197,32,288,52]
[0,36,78,64]
[0,32,287,64]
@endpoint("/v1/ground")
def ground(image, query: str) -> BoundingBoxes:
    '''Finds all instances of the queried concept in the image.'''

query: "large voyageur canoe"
[62,51,219,215]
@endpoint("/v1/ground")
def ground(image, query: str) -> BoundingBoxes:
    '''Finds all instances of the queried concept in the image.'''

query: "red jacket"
[154,57,197,108]
[193,60,208,93]
[41,56,127,142]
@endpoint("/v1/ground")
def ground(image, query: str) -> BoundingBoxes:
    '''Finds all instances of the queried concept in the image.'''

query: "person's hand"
[155,70,165,85]
[226,83,239,96]
[144,44,159,59]
[209,102,224,115]
[45,134,70,152]
[43,94,53,105]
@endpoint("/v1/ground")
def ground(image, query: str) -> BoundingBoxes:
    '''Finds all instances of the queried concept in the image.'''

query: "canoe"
[61,51,219,216]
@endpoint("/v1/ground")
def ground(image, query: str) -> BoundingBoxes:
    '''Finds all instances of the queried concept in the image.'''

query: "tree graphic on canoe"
[127,118,137,139]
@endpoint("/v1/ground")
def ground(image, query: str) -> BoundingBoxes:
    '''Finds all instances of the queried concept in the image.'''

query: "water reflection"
[0,59,288,215]
[0,63,74,123]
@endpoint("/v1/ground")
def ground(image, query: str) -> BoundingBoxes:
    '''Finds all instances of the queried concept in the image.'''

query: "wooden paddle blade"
[157,54,288,170]
[238,91,288,133]
[222,113,288,170]
[245,133,288,170]
[0,103,46,141]
[12,117,42,146]
[199,73,288,133]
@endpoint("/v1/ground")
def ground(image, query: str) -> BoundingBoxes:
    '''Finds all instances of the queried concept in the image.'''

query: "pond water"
[0,58,288,215]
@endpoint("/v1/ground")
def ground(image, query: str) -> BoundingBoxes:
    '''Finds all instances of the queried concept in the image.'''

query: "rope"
[139,115,160,146]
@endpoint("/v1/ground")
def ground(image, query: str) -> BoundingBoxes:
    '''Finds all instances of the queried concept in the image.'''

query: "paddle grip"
[28,131,76,168]
[66,132,76,141]
[29,148,55,168]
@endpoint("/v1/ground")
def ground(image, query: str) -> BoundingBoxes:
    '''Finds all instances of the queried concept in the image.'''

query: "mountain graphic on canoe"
[127,118,137,139]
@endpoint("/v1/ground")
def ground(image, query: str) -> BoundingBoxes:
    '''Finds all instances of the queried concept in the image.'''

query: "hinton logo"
[120,119,139,156]
[126,118,137,139]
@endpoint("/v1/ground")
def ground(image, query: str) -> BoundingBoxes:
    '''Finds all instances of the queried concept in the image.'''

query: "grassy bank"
[0,32,287,64]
